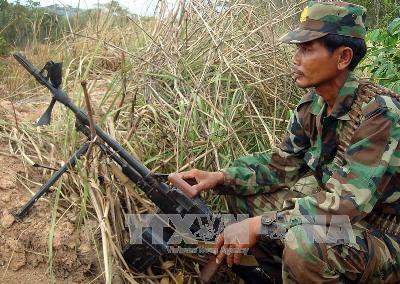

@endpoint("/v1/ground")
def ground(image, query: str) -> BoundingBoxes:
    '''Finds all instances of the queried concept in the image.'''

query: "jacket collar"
[310,72,359,120]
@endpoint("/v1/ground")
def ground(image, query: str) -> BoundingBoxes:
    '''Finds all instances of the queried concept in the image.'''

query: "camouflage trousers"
[221,188,400,284]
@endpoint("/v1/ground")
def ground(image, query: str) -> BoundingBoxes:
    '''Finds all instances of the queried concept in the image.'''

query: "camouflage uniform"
[217,2,400,283]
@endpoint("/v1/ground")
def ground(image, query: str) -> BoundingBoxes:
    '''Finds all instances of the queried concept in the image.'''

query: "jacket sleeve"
[277,96,400,230]
[218,106,311,196]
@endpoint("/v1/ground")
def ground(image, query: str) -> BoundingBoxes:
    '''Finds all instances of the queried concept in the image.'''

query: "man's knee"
[283,225,323,264]
[282,225,332,281]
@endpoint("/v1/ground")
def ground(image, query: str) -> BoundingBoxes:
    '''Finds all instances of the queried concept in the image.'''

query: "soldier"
[170,1,400,283]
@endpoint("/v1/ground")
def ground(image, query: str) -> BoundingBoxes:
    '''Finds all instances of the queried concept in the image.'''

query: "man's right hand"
[168,169,224,194]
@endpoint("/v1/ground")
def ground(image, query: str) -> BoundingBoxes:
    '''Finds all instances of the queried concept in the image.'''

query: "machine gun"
[11,52,223,275]
[12,53,276,284]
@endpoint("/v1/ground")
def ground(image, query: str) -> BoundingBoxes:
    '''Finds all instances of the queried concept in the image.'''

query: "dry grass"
[0,0,307,283]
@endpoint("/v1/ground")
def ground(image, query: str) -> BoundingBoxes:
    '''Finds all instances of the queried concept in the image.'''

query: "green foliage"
[0,0,136,49]
[0,36,9,56]
[351,0,400,29]
[362,18,400,93]
[0,0,63,46]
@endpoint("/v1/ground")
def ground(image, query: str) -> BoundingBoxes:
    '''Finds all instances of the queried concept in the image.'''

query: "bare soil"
[0,97,100,283]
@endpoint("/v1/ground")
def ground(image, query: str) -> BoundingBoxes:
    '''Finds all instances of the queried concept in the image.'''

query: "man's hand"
[168,169,224,194]
[214,216,262,267]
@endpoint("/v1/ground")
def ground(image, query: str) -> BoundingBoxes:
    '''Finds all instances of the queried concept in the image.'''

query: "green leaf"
[388,82,400,94]
[367,29,381,42]
[388,18,400,36]
[385,63,397,80]
[374,64,388,77]
[143,72,180,81]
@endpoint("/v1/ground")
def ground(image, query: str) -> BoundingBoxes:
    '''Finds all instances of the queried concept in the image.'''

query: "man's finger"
[216,247,226,264]
[226,247,234,267]
[215,234,226,263]
[177,170,196,180]
[214,233,224,252]
[234,251,242,265]
[192,182,207,192]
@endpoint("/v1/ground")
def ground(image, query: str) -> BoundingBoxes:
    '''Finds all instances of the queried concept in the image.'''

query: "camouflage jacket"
[221,72,400,227]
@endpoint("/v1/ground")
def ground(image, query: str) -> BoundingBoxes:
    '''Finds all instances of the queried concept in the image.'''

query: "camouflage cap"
[280,1,367,44]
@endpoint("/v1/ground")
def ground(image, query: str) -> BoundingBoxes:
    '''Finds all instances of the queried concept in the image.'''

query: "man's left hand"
[214,216,262,267]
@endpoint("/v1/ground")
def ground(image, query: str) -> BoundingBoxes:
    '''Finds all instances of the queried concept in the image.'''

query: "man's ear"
[337,47,353,70]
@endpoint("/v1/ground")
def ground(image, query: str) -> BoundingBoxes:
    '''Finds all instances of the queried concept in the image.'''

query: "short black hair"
[318,34,367,71]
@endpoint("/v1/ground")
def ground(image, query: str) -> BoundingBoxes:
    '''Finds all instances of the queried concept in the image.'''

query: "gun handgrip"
[168,173,198,198]
[199,255,223,283]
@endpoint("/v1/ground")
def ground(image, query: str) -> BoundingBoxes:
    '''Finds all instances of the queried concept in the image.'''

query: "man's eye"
[298,46,307,53]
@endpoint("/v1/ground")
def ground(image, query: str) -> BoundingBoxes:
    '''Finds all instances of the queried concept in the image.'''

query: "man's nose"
[292,50,300,66]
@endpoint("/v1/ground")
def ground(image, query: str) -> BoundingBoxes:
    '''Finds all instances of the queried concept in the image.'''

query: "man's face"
[292,40,341,88]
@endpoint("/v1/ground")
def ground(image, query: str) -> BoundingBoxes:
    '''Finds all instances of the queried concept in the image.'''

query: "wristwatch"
[259,211,286,242]
[260,211,277,242]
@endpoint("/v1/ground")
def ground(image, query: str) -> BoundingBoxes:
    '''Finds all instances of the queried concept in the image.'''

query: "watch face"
[261,215,274,225]
[260,217,271,242]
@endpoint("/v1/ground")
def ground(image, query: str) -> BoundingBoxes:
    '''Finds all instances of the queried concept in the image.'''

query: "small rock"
[0,177,15,190]
[0,192,11,202]
[9,251,26,271]
[1,211,15,228]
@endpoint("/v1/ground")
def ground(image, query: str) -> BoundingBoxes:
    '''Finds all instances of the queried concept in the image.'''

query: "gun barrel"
[14,53,52,88]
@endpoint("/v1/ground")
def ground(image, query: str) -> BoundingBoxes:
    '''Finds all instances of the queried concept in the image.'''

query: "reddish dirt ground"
[0,98,100,283]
